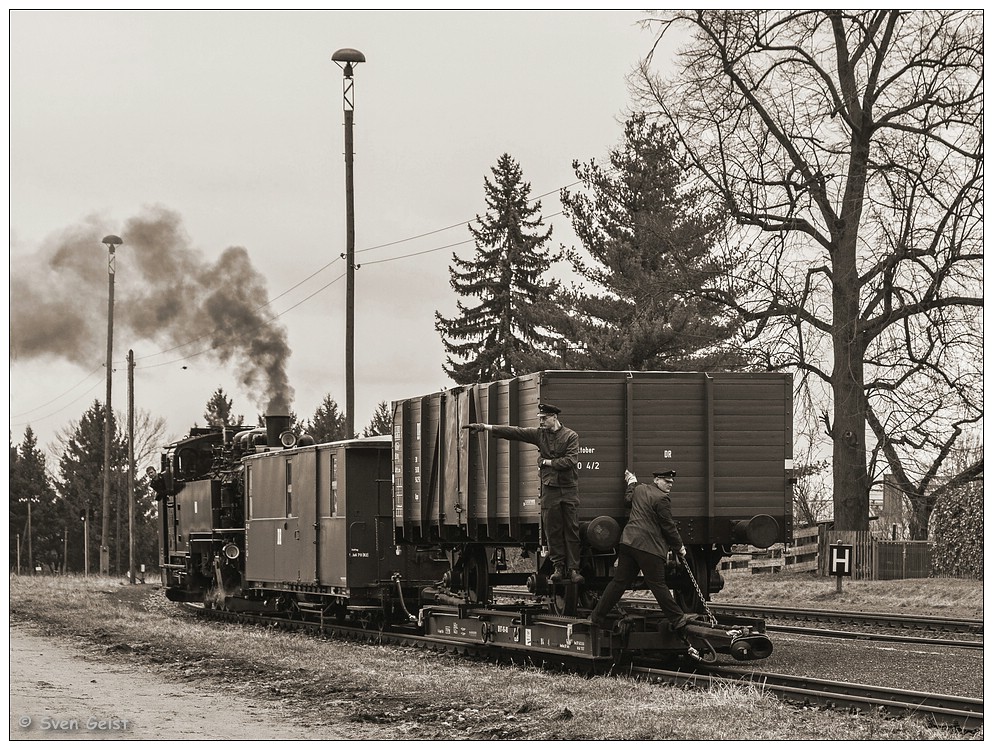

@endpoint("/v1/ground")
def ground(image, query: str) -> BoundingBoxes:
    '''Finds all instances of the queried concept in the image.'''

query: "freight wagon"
[393,370,793,612]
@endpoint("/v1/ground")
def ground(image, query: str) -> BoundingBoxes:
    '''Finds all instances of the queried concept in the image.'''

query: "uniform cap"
[537,403,561,416]
[652,469,677,478]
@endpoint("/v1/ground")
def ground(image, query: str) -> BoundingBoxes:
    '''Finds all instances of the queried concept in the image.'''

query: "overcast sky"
[10,10,680,459]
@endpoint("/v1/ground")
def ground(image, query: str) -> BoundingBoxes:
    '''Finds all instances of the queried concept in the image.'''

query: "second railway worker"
[468,403,583,584]
[589,468,694,632]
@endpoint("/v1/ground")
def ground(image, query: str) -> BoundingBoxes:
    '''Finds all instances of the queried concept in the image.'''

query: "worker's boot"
[550,564,566,582]
[568,568,585,585]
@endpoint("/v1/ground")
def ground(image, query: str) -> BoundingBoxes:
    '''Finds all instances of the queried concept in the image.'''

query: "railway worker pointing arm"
[589,469,693,633]
[467,403,583,584]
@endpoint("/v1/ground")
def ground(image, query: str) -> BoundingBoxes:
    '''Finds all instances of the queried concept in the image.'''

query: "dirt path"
[9,625,356,740]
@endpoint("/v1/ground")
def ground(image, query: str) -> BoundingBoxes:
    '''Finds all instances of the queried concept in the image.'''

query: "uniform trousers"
[541,485,581,571]
[591,543,685,624]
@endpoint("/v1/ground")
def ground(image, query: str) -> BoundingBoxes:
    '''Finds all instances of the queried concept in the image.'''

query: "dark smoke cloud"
[10,206,294,412]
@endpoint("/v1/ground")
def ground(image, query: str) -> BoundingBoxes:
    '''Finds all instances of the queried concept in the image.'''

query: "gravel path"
[9,626,372,741]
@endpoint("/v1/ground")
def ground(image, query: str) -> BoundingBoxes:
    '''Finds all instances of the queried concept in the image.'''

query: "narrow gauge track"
[491,588,984,649]
[180,604,982,731]
[763,623,982,650]
[709,603,983,636]
[633,664,983,731]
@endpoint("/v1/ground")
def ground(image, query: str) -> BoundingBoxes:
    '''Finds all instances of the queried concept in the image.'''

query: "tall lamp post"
[331,47,365,439]
[100,234,123,575]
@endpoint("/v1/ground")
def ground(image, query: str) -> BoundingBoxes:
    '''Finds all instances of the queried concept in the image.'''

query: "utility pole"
[331,48,366,439]
[27,502,33,574]
[128,349,136,584]
[100,234,123,575]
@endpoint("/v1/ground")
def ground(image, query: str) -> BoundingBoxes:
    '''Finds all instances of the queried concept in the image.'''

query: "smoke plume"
[10,206,294,411]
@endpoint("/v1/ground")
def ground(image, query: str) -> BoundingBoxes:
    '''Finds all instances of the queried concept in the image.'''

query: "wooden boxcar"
[392,370,793,551]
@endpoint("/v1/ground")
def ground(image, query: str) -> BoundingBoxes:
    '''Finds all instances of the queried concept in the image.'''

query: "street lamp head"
[332,48,366,78]
[102,235,123,251]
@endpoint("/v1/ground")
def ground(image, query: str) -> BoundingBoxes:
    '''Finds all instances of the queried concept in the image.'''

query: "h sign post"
[829,540,854,593]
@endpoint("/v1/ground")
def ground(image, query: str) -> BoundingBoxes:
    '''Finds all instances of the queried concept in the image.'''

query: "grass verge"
[9,575,981,741]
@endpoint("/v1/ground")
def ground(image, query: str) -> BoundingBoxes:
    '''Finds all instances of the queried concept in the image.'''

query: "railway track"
[761,622,982,650]
[181,603,983,730]
[709,603,983,650]
[709,602,983,636]
[631,664,984,730]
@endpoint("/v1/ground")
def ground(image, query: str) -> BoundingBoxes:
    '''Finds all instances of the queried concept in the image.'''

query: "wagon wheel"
[547,583,578,617]
[460,543,490,604]
[578,588,599,613]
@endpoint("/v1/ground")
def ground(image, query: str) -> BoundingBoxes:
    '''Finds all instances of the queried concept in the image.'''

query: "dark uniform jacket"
[620,481,683,559]
[489,425,580,488]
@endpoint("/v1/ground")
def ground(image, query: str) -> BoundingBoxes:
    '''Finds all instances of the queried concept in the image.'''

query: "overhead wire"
[10,378,104,429]
[13,179,583,421]
[11,364,104,418]
[132,201,571,367]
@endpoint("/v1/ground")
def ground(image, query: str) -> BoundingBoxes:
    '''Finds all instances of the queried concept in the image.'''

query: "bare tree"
[128,410,169,472]
[634,11,983,534]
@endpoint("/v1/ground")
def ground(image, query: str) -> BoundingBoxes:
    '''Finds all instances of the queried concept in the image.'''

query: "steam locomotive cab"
[157,424,254,603]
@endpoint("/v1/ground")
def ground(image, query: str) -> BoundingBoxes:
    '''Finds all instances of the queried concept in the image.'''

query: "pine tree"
[435,153,561,384]
[204,387,245,427]
[9,427,58,572]
[362,401,393,438]
[53,401,128,572]
[555,114,747,371]
[306,395,348,443]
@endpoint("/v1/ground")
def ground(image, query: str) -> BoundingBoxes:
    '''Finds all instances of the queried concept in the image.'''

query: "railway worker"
[589,468,694,633]
[467,403,583,584]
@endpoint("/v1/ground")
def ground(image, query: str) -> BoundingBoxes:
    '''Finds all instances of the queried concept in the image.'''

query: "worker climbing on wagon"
[589,468,695,633]
[467,403,583,584]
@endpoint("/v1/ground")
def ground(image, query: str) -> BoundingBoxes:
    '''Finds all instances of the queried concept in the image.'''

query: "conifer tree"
[306,395,348,443]
[9,427,58,572]
[436,153,560,384]
[204,387,245,428]
[52,401,128,572]
[362,401,393,438]
[555,114,746,371]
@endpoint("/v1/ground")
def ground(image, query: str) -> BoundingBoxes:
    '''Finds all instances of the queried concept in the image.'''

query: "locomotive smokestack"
[266,400,290,449]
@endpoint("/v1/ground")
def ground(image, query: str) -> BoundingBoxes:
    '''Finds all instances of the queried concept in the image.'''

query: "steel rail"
[693,665,983,730]
[764,623,983,650]
[709,603,983,635]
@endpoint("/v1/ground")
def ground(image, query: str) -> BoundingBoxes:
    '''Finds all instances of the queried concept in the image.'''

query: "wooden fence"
[720,527,932,580]
[873,540,932,580]
[719,526,819,576]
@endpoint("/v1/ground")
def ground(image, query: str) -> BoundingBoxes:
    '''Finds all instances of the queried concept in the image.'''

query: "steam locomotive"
[158,371,792,662]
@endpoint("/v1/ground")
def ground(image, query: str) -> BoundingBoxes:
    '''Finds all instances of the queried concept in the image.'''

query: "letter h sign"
[829,542,854,577]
